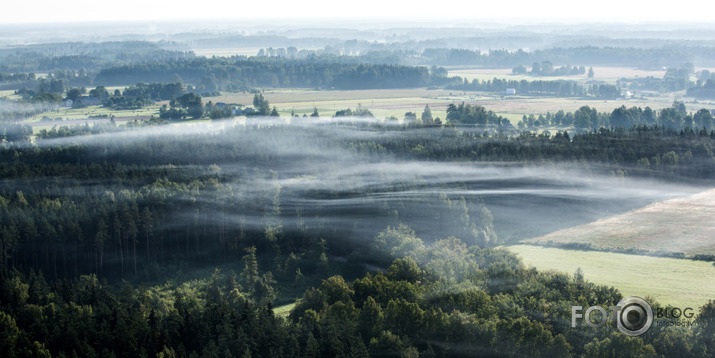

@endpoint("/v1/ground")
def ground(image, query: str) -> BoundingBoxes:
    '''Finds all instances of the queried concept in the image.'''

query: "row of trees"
[439,100,711,132]
[446,77,619,98]
[512,62,588,77]
[570,101,711,130]
[687,79,715,99]
[512,101,714,131]
[619,66,693,93]
[420,46,699,68]
[0,41,194,73]
[334,104,374,118]
[158,93,205,119]
[94,58,434,90]
[446,102,511,128]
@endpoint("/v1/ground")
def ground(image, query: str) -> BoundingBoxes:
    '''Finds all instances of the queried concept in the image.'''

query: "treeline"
[687,79,715,99]
[377,124,715,180]
[0,41,195,73]
[419,46,701,68]
[513,101,715,131]
[513,62,587,76]
[11,70,93,105]
[34,122,129,140]
[446,102,511,127]
[94,58,433,90]
[103,82,186,110]
[619,66,693,93]
[0,72,36,88]
[447,77,590,97]
[91,56,607,95]
[153,30,715,67]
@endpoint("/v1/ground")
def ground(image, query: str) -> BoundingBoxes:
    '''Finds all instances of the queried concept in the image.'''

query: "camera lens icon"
[616,296,653,336]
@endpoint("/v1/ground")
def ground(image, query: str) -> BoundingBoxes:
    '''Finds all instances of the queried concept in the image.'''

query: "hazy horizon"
[2,0,714,26]
[3,18,715,48]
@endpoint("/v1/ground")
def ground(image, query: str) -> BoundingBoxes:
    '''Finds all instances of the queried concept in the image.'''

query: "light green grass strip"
[506,244,715,310]
[274,302,296,318]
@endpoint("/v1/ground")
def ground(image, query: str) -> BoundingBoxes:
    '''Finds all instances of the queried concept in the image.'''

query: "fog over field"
[8,118,704,247]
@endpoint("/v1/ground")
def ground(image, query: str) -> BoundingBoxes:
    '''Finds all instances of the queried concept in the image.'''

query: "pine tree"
[421,105,433,123]
[240,247,260,297]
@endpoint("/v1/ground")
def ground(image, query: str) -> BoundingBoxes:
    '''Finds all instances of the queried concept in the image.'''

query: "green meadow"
[507,244,715,310]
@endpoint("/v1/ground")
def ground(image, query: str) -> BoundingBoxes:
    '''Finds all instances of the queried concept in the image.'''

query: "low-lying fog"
[8,117,706,246]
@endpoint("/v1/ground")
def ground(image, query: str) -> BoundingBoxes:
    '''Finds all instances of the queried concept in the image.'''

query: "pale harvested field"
[213,88,456,118]
[214,88,451,105]
[525,189,715,257]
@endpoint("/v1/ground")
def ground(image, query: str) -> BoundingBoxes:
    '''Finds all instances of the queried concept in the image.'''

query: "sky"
[1,0,711,25]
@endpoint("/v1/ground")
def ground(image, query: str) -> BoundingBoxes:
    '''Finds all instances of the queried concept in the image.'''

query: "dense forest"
[93,58,433,90]
[7,243,715,357]
[2,115,715,356]
[0,42,194,73]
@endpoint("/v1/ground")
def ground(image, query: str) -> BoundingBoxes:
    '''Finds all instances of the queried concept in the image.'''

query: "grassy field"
[525,189,715,257]
[26,105,160,123]
[507,244,715,309]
